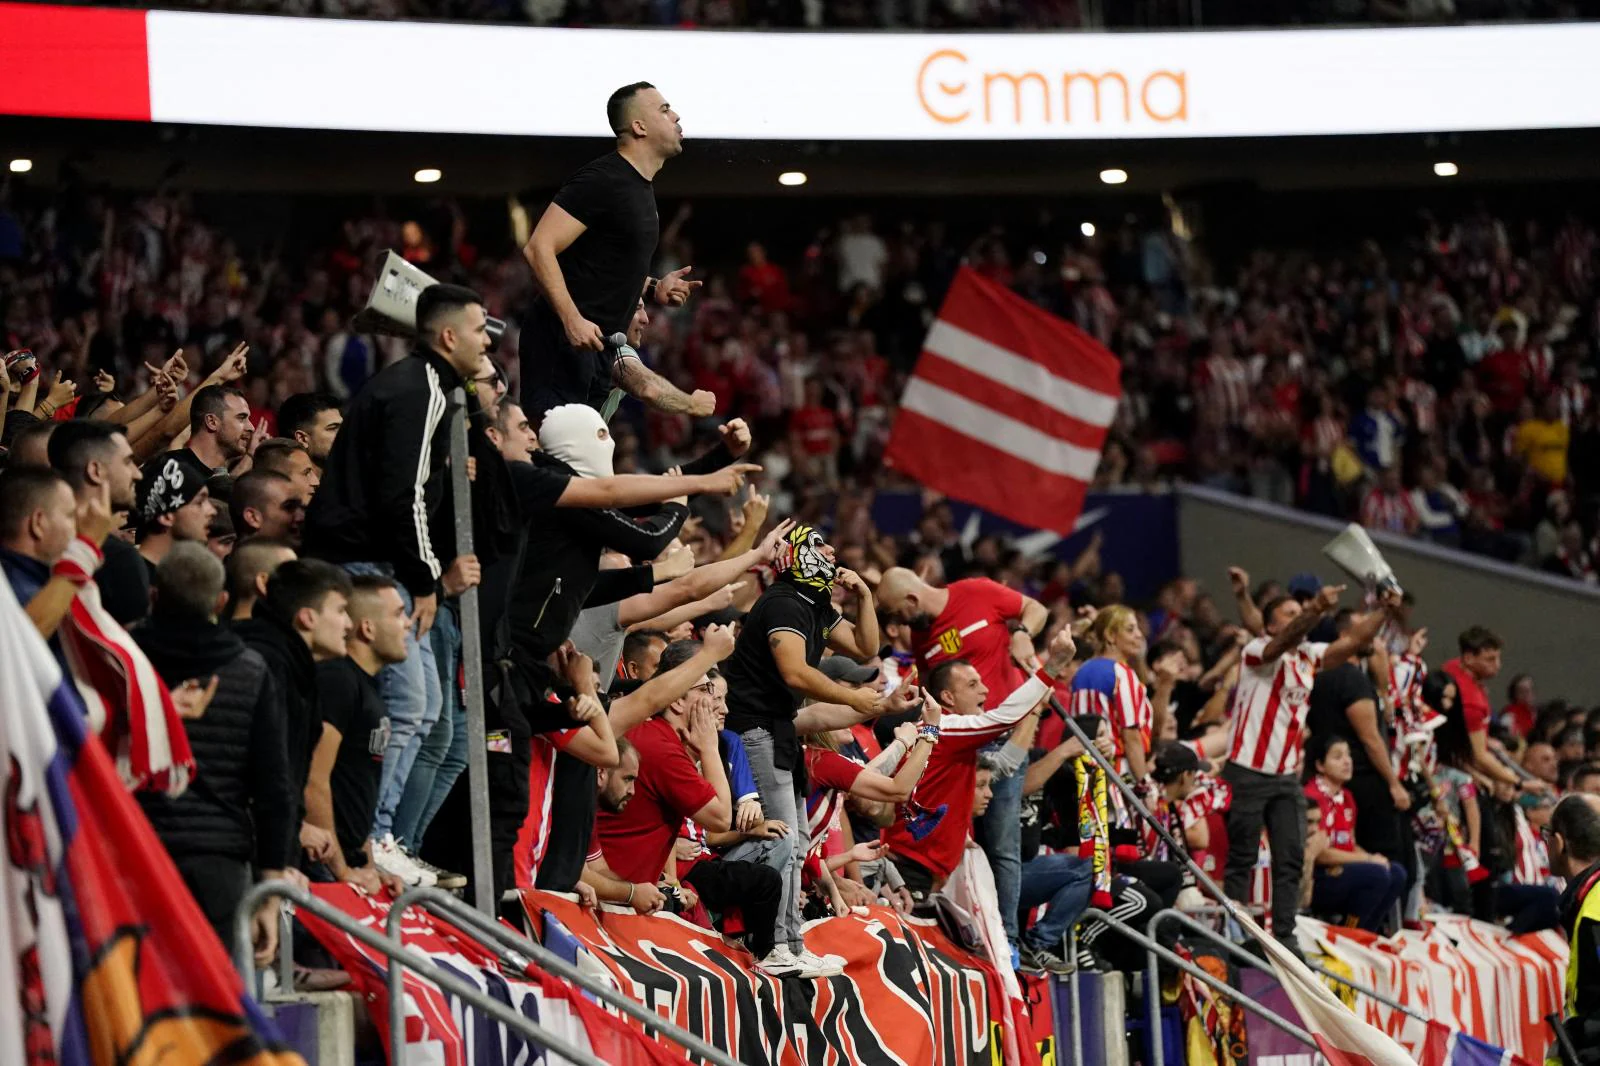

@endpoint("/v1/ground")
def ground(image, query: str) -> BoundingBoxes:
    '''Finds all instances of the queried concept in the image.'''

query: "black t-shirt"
[1307,662,1381,774]
[316,658,390,868]
[722,581,841,770]
[98,534,150,626]
[479,460,572,660]
[548,153,659,336]
[533,750,596,894]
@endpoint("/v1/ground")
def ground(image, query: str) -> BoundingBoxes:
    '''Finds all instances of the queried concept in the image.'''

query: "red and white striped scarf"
[53,536,194,796]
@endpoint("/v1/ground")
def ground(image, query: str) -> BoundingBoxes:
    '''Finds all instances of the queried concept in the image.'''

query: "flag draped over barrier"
[0,574,302,1066]
[884,266,1122,534]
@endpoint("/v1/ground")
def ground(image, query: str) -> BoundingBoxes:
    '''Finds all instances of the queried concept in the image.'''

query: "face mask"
[781,523,836,594]
[538,403,615,478]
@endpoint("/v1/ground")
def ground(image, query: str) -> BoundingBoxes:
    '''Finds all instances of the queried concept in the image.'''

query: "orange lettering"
[918,49,970,125]
[1061,72,1130,123]
[1141,70,1187,122]
[982,70,1051,124]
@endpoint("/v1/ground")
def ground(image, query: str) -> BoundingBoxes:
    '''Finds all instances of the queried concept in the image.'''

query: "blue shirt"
[720,729,759,805]
[0,545,48,607]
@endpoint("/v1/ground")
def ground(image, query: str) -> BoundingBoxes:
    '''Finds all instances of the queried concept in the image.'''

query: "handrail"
[1079,906,1317,1050]
[1149,907,1429,1024]
[387,885,744,1066]
[234,881,592,1066]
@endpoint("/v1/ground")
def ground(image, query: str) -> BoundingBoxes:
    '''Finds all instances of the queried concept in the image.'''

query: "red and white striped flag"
[885,267,1121,534]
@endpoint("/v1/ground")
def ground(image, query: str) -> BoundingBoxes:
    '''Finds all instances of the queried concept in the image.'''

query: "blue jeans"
[1311,861,1408,932]
[738,727,806,952]
[391,598,465,849]
[1497,881,1561,935]
[1019,853,1094,954]
[344,564,442,843]
[974,758,1024,945]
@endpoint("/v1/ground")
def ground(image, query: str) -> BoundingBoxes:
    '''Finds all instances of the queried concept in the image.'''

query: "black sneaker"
[1021,943,1076,976]
[407,849,467,891]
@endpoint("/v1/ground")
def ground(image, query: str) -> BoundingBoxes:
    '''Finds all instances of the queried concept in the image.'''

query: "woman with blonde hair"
[1069,605,1180,781]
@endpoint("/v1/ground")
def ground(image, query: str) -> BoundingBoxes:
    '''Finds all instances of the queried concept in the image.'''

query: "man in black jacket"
[235,557,353,874]
[302,282,489,882]
[135,543,297,965]
[47,420,148,626]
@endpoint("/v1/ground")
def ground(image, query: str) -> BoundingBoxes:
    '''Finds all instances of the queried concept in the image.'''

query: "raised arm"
[1321,589,1399,671]
[1228,567,1265,637]
[1261,584,1341,661]
[608,624,736,735]
[555,464,760,510]
[612,354,714,417]
[826,568,880,662]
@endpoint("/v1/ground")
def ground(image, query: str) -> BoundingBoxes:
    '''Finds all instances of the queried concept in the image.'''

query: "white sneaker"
[371,834,435,887]
[756,945,806,978]
[795,948,845,978]
[404,847,466,890]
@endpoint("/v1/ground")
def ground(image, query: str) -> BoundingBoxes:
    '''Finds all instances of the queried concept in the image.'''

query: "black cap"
[136,449,215,527]
[1151,740,1202,783]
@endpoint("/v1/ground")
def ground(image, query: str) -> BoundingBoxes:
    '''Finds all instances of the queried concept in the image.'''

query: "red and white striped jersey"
[1559,380,1592,426]
[1400,377,1438,435]
[1511,805,1551,887]
[1069,657,1152,777]
[512,729,578,888]
[1226,636,1329,776]
[1203,353,1253,426]
[1360,487,1417,534]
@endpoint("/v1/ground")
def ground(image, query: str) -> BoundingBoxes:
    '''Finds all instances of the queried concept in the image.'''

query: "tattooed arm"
[612,354,715,417]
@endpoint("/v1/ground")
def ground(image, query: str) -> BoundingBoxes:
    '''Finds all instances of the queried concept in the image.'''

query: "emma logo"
[916,49,1188,127]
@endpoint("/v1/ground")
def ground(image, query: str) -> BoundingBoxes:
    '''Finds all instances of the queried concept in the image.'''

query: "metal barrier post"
[1080,907,1317,1048]
[388,885,745,1066]
[1146,937,1164,1066]
[234,882,591,1066]
[448,387,495,917]
[1068,925,1084,1066]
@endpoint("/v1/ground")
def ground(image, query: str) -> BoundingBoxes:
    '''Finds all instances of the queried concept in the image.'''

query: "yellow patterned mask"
[780,524,836,593]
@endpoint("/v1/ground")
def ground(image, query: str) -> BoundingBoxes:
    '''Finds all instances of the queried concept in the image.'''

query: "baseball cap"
[819,656,879,686]
[136,449,215,528]
[1286,572,1321,598]
[1152,741,1202,782]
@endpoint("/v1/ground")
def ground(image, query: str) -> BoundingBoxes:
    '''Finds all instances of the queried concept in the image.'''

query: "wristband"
[626,883,635,905]
[1035,667,1057,687]
[917,724,941,743]
[52,535,104,586]
[644,277,659,304]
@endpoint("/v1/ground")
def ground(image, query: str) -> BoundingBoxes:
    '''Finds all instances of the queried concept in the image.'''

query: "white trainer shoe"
[756,945,806,978]
[795,948,845,978]
[371,834,435,887]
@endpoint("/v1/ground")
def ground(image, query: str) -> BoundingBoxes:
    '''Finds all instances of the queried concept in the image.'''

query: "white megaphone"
[352,250,505,349]
[1321,522,1402,596]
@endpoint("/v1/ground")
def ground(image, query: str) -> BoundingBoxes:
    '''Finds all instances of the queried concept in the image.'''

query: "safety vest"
[1565,863,1600,1019]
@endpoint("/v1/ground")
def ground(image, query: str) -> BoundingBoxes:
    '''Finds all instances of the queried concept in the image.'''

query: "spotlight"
[1099,168,1128,185]
[8,158,32,174]
[1080,222,1097,238]
[1433,161,1459,178]
[413,167,442,183]
[778,171,807,187]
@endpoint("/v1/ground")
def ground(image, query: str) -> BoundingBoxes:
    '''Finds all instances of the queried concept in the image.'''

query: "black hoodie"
[134,612,295,870]
[234,598,322,813]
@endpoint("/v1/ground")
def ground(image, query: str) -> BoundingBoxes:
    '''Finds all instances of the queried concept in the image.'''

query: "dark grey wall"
[1177,485,1600,704]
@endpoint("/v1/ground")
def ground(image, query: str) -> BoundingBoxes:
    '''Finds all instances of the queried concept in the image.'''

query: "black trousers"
[684,858,782,960]
[173,852,252,953]
[1222,762,1305,939]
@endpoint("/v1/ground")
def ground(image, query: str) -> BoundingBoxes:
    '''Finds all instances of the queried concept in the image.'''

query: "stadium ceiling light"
[1081,221,1097,237]
[778,171,807,187]
[9,158,32,174]
[1099,168,1128,185]
[1433,161,1459,177]
[413,167,442,183]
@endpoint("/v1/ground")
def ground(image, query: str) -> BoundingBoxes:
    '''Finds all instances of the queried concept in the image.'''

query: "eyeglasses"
[692,682,717,696]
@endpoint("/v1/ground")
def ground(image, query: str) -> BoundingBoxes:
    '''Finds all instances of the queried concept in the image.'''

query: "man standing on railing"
[1222,584,1400,954]
[521,83,712,421]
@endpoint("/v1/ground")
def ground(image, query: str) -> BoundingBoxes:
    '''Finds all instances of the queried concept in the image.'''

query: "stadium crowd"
[2,84,1599,1027]
[22,0,1580,29]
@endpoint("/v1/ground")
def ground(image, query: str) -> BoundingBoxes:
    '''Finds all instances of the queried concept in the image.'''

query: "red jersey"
[1304,777,1357,851]
[788,405,837,455]
[1441,658,1491,734]
[803,747,865,853]
[597,718,716,884]
[883,670,1050,880]
[513,728,579,888]
[1226,636,1328,776]
[912,578,1026,708]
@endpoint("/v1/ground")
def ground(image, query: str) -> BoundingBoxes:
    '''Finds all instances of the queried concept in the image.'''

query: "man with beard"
[276,392,342,470]
[183,385,255,472]
[580,739,658,912]
[521,82,709,419]
[721,523,905,978]
[875,565,1049,957]
[135,448,218,573]
[48,420,148,625]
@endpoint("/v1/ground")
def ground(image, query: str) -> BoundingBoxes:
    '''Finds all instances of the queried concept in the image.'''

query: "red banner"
[527,891,1043,1066]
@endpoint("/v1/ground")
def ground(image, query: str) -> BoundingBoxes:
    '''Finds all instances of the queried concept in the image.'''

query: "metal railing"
[385,885,744,1066]
[234,881,592,1066]
[1148,907,1430,1026]
[1065,906,1316,1066]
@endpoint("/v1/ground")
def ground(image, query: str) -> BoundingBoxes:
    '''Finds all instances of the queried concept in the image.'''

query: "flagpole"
[449,388,495,916]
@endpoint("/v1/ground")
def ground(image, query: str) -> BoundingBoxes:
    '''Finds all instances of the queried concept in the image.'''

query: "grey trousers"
[738,726,807,952]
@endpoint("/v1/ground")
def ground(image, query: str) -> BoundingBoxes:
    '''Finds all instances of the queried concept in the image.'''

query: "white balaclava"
[538,403,615,478]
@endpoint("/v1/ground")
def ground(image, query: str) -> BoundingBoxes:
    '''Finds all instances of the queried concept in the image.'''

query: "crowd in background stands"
[20,0,1588,28]
[4,169,1600,1008]
[2,181,1597,587]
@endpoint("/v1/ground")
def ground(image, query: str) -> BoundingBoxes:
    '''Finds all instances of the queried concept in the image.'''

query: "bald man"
[520,81,709,420]
[876,565,1048,954]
